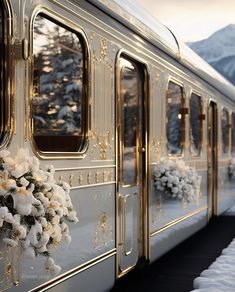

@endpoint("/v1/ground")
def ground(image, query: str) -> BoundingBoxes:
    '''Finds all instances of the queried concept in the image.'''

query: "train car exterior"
[0,0,235,291]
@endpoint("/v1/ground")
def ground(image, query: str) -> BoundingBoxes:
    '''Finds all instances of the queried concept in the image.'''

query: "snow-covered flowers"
[152,158,201,203]
[0,148,78,276]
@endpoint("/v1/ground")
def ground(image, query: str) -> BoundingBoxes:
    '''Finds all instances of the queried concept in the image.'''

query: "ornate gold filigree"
[155,72,160,83]
[100,38,108,59]
[152,191,164,224]
[151,137,164,161]
[68,174,74,187]
[94,212,113,249]
[151,138,160,161]
[103,171,107,182]
[89,35,115,161]
[95,171,99,183]
[87,172,92,184]
[89,130,114,160]
[0,241,20,290]
[78,172,83,185]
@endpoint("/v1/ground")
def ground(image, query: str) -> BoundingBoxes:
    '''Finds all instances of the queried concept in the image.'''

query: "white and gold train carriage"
[1,0,235,291]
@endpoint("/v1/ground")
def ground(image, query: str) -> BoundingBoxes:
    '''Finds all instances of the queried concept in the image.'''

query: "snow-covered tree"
[33,15,84,139]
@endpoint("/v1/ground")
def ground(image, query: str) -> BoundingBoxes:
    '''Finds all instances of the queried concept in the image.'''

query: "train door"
[208,101,218,218]
[116,55,147,275]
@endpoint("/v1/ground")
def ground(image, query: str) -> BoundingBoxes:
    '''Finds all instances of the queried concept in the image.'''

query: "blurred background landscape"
[135,0,235,85]
[188,24,235,86]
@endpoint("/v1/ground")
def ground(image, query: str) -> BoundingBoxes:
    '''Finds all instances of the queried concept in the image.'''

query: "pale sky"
[135,0,235,42]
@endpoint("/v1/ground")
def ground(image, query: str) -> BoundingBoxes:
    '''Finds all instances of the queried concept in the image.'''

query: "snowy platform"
[224,204,235,216]
[192,238,235,292]
[112,215,235,292]
[191,205,235,291]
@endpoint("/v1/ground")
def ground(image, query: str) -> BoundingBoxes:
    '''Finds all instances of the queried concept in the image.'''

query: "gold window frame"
[189,91,204,157]
[166,78,185,157]
[29,8,90,159]
[231,112,235,155]
[0,1,13,150]
[221,107,229,155]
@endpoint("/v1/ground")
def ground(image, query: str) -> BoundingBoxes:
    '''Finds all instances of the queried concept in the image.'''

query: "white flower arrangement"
[0,148,78,276]
[152,158,201,203]
[228,159,235,178]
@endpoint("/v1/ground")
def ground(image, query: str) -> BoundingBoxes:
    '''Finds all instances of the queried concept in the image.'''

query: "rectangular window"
[222,108,229,154]
[33,14,87,153]
[166,81,185,155]
[231,113,235,154]
[190,93,203,155]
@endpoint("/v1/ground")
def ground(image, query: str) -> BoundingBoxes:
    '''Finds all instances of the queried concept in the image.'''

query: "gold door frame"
[115,50,149,277]
[208,100,218,218]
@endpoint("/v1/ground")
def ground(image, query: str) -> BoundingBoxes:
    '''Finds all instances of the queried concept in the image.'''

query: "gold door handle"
[121,193,137,256]
[123,196,132,256]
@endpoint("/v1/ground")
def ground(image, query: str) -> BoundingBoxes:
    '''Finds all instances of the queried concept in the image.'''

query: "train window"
[120,58,141,185]
[32,14,86,153]
[190,93,203,155]
[221,108,229,154]
[166,81,184,155]
[0,6,3,144]
[0,5,8,147]
[231,113,235,154]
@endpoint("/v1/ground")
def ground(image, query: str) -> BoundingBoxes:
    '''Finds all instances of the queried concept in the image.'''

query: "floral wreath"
[152,158,201,203]
[0,148,78,275]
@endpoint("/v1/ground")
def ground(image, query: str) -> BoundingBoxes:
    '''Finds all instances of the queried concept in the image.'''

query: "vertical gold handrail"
[122,193,136,256]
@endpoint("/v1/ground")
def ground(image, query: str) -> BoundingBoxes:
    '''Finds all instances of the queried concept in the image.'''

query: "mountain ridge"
[187,24,235,85]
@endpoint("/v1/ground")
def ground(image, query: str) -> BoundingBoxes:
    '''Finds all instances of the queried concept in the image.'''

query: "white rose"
[44,257,61,275]
[172,187,179,194]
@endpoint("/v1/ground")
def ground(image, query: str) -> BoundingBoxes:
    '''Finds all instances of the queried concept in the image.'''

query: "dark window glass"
[0,7,3,137]
[232,113,235,154]
[222,109,229,154]
[33,14,86,153]
[166,81,184,155]
[0,5,7,145]
[190,93,202,155]
[120,58,141,185]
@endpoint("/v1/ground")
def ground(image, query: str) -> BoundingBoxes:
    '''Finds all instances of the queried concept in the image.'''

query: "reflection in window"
[231,113,235,154]
[120,58,141,185]
[222,109,229,154]
[190,93,202,155]
[166,81,184,155]
[33,14,86,152]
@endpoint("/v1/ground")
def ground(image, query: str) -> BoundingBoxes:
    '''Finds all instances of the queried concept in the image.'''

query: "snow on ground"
[192,207,235,292]
[224,205,235,216]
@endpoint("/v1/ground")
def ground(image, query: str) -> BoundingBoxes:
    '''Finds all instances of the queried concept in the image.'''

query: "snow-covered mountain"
[187,24,235,85]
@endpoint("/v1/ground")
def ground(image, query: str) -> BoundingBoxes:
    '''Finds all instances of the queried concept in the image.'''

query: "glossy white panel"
[8,185,115,291]
[150,210,207,262]
[45,255,115,292]
[150,169,208,233]
[217,166,235,215]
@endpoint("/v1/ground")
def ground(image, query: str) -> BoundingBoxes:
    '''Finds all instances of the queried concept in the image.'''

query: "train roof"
[85,0,235,101]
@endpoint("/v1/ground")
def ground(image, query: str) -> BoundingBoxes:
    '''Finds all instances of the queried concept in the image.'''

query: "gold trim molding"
[30,249,116,292]
[150,207,207,237]
[55,167,115,188]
